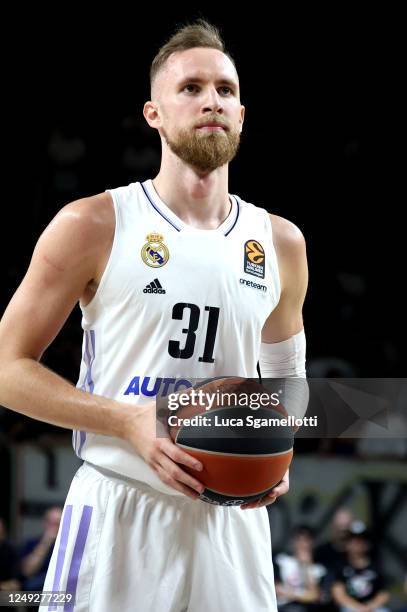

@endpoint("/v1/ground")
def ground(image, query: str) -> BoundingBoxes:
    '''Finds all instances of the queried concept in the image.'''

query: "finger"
[269,484,287,496]
[158,454,205,495]
[155,465,201,500]
[160,438,203,472]
[241,496,277,510]
[241,490,279,510]
[261,496,277,507]
[240,497,263,510]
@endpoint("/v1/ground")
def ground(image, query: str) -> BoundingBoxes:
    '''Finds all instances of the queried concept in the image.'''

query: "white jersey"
[73,179,281,494]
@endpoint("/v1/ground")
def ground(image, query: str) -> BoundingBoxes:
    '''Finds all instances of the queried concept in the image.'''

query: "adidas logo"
[143,279,166,294]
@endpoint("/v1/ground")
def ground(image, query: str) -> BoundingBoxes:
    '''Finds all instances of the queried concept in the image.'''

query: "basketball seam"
[175,444,293,458]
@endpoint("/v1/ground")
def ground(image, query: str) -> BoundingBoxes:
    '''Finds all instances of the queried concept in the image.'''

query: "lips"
[196,123,227,131]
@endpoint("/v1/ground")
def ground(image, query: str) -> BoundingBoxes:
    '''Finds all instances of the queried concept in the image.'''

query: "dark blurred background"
[0,6,405,608]
[1,7,403,379]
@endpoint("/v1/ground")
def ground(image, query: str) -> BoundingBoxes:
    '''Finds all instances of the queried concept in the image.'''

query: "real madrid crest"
[141,233,170,268]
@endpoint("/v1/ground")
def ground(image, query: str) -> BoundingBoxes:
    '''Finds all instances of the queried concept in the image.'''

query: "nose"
[201,86,224,114]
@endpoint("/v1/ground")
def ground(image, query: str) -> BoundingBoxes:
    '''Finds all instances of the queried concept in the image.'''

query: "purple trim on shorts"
[48,505,73,611]
[64,505,93,612]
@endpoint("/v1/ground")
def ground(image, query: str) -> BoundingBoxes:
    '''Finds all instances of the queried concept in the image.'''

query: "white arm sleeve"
[259,329,309,419]
[259,329,306,378]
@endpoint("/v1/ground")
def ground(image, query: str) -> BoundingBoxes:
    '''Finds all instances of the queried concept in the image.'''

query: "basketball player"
[0,20,308,611]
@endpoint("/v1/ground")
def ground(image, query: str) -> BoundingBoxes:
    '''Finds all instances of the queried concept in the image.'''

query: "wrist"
[116,401,155,442]
[108,401,135,440]
[39,536,52,548]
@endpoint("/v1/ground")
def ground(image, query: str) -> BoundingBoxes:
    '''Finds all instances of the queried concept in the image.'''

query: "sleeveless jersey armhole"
[81,190,120,312]
[264,209,282,305]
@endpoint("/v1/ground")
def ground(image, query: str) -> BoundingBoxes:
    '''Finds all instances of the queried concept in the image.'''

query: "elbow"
[0,354,35,408]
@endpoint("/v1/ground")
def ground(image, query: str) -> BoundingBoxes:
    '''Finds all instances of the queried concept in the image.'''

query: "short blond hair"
[150,19,236,88]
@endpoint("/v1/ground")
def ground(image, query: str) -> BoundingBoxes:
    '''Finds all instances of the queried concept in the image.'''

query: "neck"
[152,149,231,230]
[349,553,369,567]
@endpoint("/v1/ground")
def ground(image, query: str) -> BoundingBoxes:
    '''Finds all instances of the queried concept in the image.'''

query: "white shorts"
[40,462,277,612]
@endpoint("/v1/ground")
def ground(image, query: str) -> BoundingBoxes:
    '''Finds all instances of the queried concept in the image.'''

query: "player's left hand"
[240,469,289,510]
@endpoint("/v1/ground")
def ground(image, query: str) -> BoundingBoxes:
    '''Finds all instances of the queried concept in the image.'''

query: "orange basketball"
[167,377,294,506]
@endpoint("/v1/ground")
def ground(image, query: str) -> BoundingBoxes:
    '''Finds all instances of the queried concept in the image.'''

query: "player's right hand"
[124,402,205,500]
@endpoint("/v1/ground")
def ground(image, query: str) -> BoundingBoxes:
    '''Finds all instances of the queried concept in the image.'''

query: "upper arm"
[262,214,308,343]
[0,193,114,361]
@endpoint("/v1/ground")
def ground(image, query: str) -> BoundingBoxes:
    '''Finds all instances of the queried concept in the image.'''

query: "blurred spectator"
[315,508,354,571]
[20,506,62,590]
[274,525,327,612]
[332,522,390,612]
[0,517,20,590]
[356,414,407,459]
[400,575,407,612]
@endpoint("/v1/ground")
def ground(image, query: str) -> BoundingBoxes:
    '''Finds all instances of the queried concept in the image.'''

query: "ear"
[239,105,245,133]
[143,101,162,129]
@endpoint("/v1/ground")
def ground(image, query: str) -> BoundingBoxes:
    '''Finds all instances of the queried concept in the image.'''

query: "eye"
[219,86,233,96]
[183,84,199,93]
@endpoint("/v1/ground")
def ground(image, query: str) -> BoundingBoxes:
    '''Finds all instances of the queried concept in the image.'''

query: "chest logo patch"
[244,239,265,278]
[141,233,169,268]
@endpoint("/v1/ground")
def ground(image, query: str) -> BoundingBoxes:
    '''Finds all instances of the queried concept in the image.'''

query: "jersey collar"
[140,180,240,236]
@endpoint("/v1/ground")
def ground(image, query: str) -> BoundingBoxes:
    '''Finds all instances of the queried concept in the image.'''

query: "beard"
[163,122,241,172]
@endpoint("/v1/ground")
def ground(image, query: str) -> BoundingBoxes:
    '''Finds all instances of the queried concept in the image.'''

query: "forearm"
[276,583,295,599]
[295,586,320,603]
[332,583,362,609]
[366,591,389,608]
[259,331,309,422]
[22,539,52,577]
[0,358,135,439]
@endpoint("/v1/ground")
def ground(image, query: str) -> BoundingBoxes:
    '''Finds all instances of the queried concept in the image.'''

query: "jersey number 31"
[168,303,220,363]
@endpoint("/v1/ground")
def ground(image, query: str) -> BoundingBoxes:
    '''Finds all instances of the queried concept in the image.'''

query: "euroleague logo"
[244,239,265,278]
[141,233,169,268]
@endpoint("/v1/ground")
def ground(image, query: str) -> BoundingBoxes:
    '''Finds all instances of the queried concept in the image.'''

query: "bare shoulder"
[37,192,115,271]
[0,193,115,360]
[269,213,306,259]
[48,191,114,245]
[269,214,308,295]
